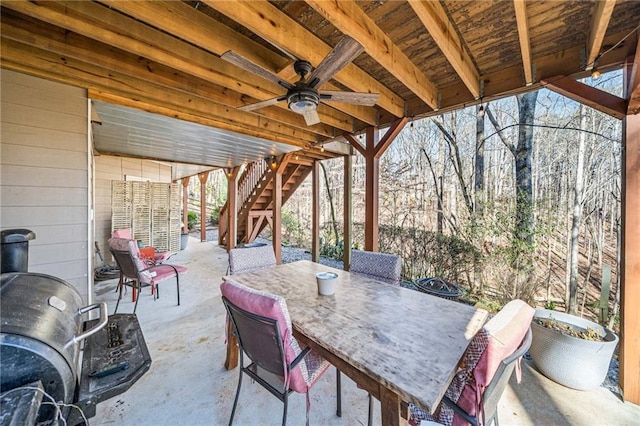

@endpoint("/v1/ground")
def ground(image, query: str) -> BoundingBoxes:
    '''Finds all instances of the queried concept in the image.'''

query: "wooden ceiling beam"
[0,11,337,139]
[0,38,318,146]
[1,0,353,132]
[513,0,534,85]
[203,0,405,118]
[306,0,438,110]
[408,0,480,98]
[100,0,376,126]
[543,76,626,119]
[586,0,617,71]
[626,32,640,115]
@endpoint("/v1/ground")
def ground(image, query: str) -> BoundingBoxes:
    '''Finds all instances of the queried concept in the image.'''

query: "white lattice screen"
[111,181,181,252]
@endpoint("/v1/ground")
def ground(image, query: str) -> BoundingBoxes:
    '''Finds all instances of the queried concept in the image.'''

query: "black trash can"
[1,229,36,273]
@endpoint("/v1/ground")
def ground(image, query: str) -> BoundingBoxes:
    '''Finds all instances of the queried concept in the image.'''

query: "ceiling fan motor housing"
[287,85,319,114]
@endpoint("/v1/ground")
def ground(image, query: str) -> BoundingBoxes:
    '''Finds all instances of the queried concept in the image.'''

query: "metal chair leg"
[133,280,141,313]
[336,368,342,417]
[229,356,243,425]
[282,391,288,426]
[368,393,373,426]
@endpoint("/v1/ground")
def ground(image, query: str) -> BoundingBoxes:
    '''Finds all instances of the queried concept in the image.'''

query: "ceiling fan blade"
[307,36,364,88]
[302,109,321,126]
[238,97,284,112]
[221,51,294,90]
[320,91,380,106]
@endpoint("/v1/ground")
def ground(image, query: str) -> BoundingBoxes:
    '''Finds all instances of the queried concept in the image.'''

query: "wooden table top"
[223,260,487,413]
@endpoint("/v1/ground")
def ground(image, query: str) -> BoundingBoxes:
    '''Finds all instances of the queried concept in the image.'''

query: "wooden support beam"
[513,0,534,85]
[182,177,189,234]
[305,0,437,110]
[541,75,627,120]
[204,0,403,119]
[621,61,640,405]
[273,169,283,264]
[627,35,640,115]
[226,167,240,251]
[343,154,353,271]
[364,127,380,252]
[408,0,480,98]
[312,161,320,263]
[586,0,616,71]
[199,172,209,242]
[344,134,366,157]
[373,118,409,159]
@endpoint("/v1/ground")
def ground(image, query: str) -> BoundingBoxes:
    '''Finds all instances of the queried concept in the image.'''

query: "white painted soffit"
[91,101,298,169]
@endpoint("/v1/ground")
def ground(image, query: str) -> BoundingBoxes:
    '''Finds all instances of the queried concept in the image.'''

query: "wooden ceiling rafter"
[407,0,480,98]
[586,0,617,71]
[0,12,338,139]
[305,0,439,110]
[625,32,640,115]
[1,0,355,134]
[99,0,377,127]
[202,0,405,119]
[513,0,534,85]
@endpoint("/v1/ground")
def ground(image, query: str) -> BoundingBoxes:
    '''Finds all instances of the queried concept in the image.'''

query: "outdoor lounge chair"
[112,228,173,264]
[221,279,341,425]
[409,299,535,426]
[108,237,186,314]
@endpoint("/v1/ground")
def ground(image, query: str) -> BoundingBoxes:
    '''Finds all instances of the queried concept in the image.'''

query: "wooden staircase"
[218,149,336,246]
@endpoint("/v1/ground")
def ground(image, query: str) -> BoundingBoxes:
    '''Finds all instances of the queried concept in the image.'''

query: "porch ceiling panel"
[1,0,638,154]
[92,101,297,168]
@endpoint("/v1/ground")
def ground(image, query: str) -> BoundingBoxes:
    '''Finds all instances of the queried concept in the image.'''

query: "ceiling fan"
[221,36,379,126]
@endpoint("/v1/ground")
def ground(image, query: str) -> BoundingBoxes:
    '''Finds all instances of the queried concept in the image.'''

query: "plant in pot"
[529,308,618,390]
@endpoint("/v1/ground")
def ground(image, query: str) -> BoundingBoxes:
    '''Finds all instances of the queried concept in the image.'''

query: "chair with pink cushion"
[108,237,186,314]
[221,279,340,426]
[409,299,534,426]
[112,228,173,264]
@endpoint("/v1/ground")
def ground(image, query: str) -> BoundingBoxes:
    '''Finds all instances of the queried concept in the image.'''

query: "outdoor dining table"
[222,260,488,425]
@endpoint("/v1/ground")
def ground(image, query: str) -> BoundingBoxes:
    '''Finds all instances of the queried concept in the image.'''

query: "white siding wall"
[94,155,172,262]
[1,70,90,299]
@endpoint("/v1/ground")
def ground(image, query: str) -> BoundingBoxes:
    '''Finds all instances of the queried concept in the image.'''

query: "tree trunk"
[475,104,486,211]
[568,106,587,314]
[514,91,538,272]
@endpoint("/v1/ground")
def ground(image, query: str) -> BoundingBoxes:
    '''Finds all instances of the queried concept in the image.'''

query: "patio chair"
[108,237,186,314]
[112,228,173,264]
[228,244,277,274]
[350,249,402,285]
[409,299,535,426]
[349,249,402,424]
[221,279,341,426]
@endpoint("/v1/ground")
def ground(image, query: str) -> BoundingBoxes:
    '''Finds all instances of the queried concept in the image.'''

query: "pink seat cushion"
[112,228,133,239]
[143,264,187,285]
[221,280,329,393]
[452,300,534,425]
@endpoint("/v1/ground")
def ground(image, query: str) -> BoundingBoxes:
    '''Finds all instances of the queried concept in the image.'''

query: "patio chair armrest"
[289,347,311,370]
[140,264,180,274]
[440,395,478,426]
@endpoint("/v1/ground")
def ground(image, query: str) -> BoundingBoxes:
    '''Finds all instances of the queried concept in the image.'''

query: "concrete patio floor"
[92,237,640,425]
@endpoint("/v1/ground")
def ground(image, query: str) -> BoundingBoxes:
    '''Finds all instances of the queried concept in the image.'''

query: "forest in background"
[192,72,623,329]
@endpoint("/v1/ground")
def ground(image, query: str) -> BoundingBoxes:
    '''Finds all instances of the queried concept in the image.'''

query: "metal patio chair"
[228,244,277,275]
[108,237,185,313]
[409,299,535,426]
[221,280,341,426]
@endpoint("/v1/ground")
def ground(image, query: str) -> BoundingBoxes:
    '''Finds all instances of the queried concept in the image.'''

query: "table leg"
[225,316,239,370]
[380,385,408,426]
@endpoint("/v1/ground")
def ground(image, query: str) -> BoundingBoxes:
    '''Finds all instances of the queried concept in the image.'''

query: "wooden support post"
[364,127,380,252]
[621,99,640,405]
[273,164,284,264]
[226,167,240,251]
[311,160,320,263]
[182,177,189,233]
[343,154,353,271]
[198,171,209,242]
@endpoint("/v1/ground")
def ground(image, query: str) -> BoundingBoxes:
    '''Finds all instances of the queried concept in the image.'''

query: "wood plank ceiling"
[1,0,638,167]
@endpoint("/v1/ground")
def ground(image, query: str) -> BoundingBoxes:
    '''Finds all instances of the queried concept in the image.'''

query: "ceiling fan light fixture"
[288,89,319,114]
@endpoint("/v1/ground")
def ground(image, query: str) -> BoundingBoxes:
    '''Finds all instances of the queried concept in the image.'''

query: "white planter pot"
[530,308,618,390]
[180,233,189,251]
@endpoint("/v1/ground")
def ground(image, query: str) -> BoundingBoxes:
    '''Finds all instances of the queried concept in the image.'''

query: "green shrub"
[187,211,198,230]
[210,206,220,226]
